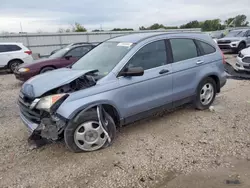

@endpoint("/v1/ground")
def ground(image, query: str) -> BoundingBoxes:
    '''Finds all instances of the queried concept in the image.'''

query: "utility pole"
[20,22,23,33]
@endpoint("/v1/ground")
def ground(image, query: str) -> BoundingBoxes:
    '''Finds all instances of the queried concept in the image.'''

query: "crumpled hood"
[218,37,244,42]
[241,47,250,56]
[22,68,95,98]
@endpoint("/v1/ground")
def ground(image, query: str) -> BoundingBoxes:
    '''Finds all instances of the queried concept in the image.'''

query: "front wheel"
[194,77,216,110]
[64,109,116,153]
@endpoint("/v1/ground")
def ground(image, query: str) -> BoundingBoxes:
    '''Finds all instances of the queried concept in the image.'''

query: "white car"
[0,43,33,72]
[235,47,250,72]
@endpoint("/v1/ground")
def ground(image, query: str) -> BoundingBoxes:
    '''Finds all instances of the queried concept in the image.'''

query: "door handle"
[196,60,204,64]
[159,69,169,74]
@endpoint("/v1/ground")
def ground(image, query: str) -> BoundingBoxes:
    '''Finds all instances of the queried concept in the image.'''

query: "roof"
[108,32,203,43]
[108,32,167,43]
[231,29,249,32]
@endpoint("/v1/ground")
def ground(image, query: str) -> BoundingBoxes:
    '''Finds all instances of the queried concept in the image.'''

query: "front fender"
[56,95,121,120]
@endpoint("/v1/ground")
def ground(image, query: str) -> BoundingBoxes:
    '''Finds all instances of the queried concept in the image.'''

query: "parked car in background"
[50,42,99,55]
[217,29,250,53]
[210,30,226,43]
[18,32,227,152]
[15,44,96,81]
[0,43,33,72]
[235,47,250,72]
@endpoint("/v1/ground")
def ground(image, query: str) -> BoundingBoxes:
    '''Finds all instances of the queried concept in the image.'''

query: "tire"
[194,77,216,110]
[40,67,55,74]
[236,42,246,53]
[8,60,22,73]
[64,110,116,153]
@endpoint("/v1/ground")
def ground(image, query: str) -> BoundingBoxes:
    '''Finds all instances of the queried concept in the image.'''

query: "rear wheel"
[64,110,116,153]
[40,67,55,74]
[8,60,22,73]
[194,77,216,110]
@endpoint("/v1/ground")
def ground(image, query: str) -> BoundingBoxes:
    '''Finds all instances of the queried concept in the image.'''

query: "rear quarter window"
[0,45,7,53]
[196,40,216,55]
[5,45,22,52]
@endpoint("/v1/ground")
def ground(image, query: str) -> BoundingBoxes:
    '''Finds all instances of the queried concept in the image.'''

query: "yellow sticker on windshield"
[117,42,133,47]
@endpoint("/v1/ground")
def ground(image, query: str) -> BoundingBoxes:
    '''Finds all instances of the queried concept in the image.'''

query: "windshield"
[71,42,133,75]
[226,31,246,37]
[49,48,69,58]
[211,32,223,38]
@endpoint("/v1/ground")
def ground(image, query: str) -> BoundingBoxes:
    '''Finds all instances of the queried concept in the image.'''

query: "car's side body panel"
[56,32,226,126]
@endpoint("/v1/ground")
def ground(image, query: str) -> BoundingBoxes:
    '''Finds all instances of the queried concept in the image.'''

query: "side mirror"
[65,55,72,60]
[119,67,144,77]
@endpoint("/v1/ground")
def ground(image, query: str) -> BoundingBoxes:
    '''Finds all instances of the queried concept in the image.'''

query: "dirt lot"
[0,55,250,188]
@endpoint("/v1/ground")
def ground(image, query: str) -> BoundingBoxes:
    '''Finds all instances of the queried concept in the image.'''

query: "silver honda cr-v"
[18,32,227,152]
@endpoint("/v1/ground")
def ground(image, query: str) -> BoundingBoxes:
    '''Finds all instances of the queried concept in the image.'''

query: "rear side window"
[5,45,22,52]
[170,39,198,62]
[196,40,216,55]
[0,45,7,53]
[127,40,167,70]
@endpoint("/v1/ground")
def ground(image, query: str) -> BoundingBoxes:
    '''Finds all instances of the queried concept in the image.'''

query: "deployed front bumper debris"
[27,116,67,149]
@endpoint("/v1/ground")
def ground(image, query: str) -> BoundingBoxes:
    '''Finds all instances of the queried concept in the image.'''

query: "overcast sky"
[0,0,250,33]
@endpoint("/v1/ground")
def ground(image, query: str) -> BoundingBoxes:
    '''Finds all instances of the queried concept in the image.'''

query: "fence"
[0,28,201,56]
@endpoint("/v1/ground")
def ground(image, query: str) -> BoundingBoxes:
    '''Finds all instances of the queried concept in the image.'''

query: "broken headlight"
[36,94,68,112]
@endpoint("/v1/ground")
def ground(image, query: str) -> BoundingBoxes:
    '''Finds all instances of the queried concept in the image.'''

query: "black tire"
[8,60,22,73]
[237,42,246,53]
[40,67,55,74]
[194,77,216,110]
[64,110,116,153]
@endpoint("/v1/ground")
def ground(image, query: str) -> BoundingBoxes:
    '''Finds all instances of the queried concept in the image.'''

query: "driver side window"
[127,40,167,70]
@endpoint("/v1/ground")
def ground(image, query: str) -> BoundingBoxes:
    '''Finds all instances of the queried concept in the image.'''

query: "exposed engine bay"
[26,71,102,149]
[46,71,99,95]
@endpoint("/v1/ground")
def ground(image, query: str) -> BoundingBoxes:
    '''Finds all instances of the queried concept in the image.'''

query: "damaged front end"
[18,70,98,148]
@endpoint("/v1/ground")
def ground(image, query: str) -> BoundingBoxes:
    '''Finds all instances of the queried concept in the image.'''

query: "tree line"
[57,14,249,33]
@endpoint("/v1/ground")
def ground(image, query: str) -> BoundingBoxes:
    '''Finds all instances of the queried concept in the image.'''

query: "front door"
[117,40,173,120]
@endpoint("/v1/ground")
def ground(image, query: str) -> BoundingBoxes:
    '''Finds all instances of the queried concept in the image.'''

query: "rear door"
[0,45,22,68]
[170,38,203,103]
[117,40,173,121]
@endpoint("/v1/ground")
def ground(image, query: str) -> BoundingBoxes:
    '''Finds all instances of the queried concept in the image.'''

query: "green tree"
[225,15,249,27]
[139,23,178,30]
[72,23,87,32]
[180,20,200,29]
[111,28,133,31]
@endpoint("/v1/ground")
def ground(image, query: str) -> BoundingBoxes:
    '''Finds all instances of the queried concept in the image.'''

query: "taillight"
[221,50,226,64]
[24,50,32,55]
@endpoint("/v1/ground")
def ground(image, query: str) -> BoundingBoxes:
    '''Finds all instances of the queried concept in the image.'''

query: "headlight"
[18,68,30,72]
[36,94,67,112]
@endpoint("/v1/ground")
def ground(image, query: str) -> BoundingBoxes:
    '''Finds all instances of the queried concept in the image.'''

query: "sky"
[0,0,250,33]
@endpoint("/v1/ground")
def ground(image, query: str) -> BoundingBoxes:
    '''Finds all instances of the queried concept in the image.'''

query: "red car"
[14,44,96,81]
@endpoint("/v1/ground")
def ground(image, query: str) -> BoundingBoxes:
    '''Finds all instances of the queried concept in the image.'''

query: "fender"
[56,97,122,121]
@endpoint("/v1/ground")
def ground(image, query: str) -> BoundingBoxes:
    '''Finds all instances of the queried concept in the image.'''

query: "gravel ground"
[0,55,250,188]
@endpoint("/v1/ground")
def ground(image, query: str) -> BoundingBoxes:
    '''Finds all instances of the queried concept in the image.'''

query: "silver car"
[18,32,227,152]
[217,29,250,53]
[235,47,250,72]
